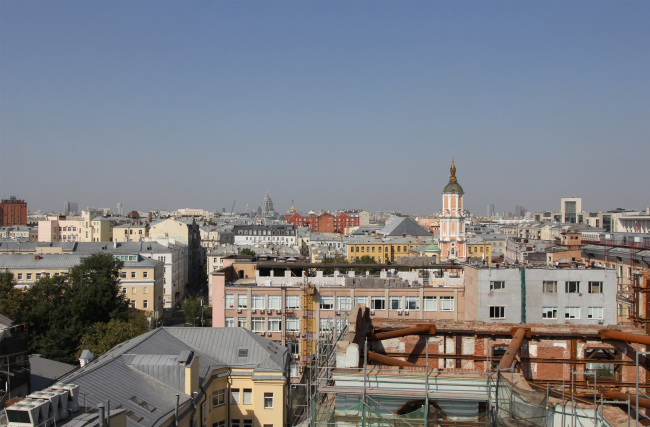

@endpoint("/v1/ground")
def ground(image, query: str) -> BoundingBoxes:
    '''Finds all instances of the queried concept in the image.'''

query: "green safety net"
[312,399,429,427]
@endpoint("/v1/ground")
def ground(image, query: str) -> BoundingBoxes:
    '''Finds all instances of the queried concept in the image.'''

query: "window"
[132,287,137,294]
[122,287,127,294]
[389,296,402,310]
[211,389,226,407]
[268,318,281,332]
[130,301,136,309]
[251,318,265,332]
[238,295,248,308]
[264,393,273,409]
[542,307,558,319]
[490,281,505,293]
[588,307,604,319]
[565,282,580,293]
[231,389,240,404]
[143,287,149,294]
[424,296,437,311]
[319,318,334,332]
[440,296,454,311]
[286,317,300,332]
[243,389,252,405]
[286,295,300,309]
[131,272,136,278]
[565,307,580,319]
[143,300,148,309]
[371,296,385,310]
[336,318,348,332]
[354,296,367,307]
[489,306,505,319]
[26,273,32,280]
[226,294,235,309]
[237,317,247,328]
[16,273,22,280]
[252,295,265,309]
[120,271,127,279]
[226,317,234,327]
[231,421,240,427]
[268,295,281,309]
[405,296,419,310]
[588,282,603,294]
[143,271,148,279]
[337,296,351,310]
[543,281,557,293]
[320,296,334,310]
[243,421,252,427]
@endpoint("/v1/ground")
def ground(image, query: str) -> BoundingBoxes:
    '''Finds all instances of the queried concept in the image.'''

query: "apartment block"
[0,253,164,317]
[464,265,617,326]
[0,197,28,226]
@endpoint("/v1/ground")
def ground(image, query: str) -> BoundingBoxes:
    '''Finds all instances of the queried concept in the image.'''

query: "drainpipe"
[106,400,110,427]
[520,267,526,324]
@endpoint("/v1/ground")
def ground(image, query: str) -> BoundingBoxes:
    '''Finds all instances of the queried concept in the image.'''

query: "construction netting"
[495,373,549,426]
[312,398,491,427]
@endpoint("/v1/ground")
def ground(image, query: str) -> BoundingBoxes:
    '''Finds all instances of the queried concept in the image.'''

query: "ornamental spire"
[449,159,457,183]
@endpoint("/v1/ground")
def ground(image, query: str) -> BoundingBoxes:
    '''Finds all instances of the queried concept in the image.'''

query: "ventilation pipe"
[497,328,530,371]
[98,404,105,427]
[368,351,419,368]
[600,330,650,346]
[175,394,179,427]
[371,325,435,341]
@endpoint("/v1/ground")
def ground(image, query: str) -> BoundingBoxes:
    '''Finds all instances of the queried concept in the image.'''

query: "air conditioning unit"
[260,332,265,336]
[276,309,281,314]
[370,310,375,315]
[397,310,402,315]
[405,310,410,316]
[251,309,257,313]
[335,311,341,315]
[598,320,604,325]
[237,309,242,313]
[267,309,273,314]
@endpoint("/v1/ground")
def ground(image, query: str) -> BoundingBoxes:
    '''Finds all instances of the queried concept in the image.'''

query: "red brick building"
[285,210,361,234]
[0,197,27,226]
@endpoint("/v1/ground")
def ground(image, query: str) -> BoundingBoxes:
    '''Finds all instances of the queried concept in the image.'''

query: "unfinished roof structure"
[300,306,650,427]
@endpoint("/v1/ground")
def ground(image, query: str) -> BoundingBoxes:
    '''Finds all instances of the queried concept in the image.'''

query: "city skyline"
[2,2,648,214]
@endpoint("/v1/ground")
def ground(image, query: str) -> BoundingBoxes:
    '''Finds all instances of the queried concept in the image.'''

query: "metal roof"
[379,216,432,237]
[58,327,288,427]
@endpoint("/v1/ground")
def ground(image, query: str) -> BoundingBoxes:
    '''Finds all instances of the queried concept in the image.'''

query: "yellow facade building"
[0,253,164,318]
[347,237,426,263]
[466,240,493,260]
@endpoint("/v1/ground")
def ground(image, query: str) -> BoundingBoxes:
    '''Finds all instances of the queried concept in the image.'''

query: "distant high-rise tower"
[440,160,467,261]
[261,192,276,217]
[515,205,525,218]
[63,201,78,216]
[487,204,495,219]
[117,202,123,216]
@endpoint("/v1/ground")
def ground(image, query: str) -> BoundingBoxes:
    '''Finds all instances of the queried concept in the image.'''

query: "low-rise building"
[54,327,290,427]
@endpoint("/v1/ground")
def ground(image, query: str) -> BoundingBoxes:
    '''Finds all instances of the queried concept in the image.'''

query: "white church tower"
[440,160,467,261]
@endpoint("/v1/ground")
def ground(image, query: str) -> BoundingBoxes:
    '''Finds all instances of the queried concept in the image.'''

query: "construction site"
[291,301,650,427]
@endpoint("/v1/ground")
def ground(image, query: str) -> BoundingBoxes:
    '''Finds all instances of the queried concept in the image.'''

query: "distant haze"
[1,1,648,215]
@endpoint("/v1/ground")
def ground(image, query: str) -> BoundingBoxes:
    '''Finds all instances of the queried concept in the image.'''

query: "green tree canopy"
[240,248,256,256]
[0,253,133,364]
[77,313,150,358]
[183,296,210,326]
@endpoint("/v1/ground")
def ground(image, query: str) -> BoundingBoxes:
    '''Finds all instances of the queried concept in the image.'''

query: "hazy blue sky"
[1,1,648,216]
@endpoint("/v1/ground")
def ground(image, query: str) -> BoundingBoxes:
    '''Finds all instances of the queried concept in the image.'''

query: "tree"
[322,255,349,274]
[0,253,134,364]
[77,312,150,358]
[353,255,380,274]
[183,296,209,326]
[240,248,256,256]
[300,241,309,257]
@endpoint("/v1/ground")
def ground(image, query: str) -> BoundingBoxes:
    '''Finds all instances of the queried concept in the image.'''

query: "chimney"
[149,212,152,222]
[79,349,93,367]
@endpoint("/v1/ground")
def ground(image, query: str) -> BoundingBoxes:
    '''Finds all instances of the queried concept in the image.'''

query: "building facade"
[464,265,617,326]
[0,197,28,226]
